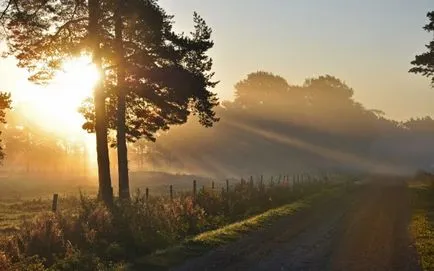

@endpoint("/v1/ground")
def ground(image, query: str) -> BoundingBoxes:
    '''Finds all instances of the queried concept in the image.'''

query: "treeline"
[2,73,434,182]
[130,72,434,177]
[0,105,86,175]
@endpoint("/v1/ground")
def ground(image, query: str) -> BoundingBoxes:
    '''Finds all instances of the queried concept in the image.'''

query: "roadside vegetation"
[0,175,348,270]
[410,171,434,270]
[140,185,348,270]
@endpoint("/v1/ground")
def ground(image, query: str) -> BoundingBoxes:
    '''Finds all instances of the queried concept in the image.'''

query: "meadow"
[0,172,349,270]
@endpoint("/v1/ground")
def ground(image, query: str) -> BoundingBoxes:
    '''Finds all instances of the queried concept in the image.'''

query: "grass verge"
[136,185,348,270]
[410,183,434,270]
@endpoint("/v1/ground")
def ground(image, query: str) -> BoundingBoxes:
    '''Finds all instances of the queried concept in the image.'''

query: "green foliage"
[49,248,124,271]
[410,177,434,270]
[0,176,332,270]
[410,11,434,86]
[1,0,89,84]
[1,0,220,201]
[138,185,345,270]
[79,1,219,143]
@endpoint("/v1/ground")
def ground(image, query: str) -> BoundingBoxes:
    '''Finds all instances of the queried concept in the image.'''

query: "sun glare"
[50,56,99,128]
[13,55,100,175]
[23,56,99,134]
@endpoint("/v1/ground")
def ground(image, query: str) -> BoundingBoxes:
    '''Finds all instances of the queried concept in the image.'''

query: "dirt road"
[175,179,420,271]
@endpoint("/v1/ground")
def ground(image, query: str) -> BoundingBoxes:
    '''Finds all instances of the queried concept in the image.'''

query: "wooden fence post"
[170,185,173,201]
[226,179,229,193]
[250,176,254,189]
[212,181,215,190]
[145,187,149,201]
[52,194,58,212]
[193,180,197,199]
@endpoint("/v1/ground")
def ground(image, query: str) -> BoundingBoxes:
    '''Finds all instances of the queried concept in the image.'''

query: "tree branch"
[0,0,12,21]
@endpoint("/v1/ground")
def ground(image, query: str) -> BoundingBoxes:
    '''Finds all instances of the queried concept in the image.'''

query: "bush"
[49,249,113,271]
[0,177,329,270]
[12,213,65,265]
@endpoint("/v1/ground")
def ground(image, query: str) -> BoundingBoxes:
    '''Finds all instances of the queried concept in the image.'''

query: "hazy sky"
[160,0,434,120]
[0,1,433,123]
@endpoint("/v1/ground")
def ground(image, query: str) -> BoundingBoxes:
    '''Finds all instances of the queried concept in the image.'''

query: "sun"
[12,55,101,175]
[20,55,100,135]
[48,56,100,130]
[56,56,100,102]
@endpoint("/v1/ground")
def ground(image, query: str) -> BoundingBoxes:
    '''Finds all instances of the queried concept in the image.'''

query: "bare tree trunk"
[115,0,130,199]
[89,0,113,206]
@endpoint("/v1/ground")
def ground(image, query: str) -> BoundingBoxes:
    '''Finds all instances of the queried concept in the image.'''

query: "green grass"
[136,186,346,270]
[0,197,81,235]
[410,183,434,270]
[0,202,46,235]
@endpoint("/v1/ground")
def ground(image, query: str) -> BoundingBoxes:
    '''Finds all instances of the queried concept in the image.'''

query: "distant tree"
[405,117,434,133]
[410,11,434,86]
[0,92,11,161]
[234,71,290,108]
[303,75,354,105]
[301,75,356,123]
[0,0,114,205]
[1,107,87,175]
[80,2,219,198]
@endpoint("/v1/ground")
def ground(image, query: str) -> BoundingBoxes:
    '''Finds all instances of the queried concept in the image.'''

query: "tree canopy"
[410,11,434,86]
[130,71,434,177]
[80,8,219,143]
[0,0,219,200]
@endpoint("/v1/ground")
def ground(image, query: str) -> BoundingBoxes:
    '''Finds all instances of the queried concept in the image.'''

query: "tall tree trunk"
[89,0,113,205]
[115,0,130,199]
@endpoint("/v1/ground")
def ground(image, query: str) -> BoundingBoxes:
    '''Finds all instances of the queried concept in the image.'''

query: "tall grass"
[0,176,335,270]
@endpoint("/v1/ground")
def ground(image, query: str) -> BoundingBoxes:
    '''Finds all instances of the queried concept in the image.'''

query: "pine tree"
[0,0,114,205]
[1,0,219,200]
[410,11,434,87]
[80,1,219,198]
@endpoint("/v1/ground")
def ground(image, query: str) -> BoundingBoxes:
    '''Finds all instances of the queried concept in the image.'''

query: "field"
[0,171,223,236]
[0,171,349,270]
[0,171,344,234]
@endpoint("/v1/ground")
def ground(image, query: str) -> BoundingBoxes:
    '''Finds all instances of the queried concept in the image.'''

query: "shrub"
[49,249,107,271]
[0,176,329,269]
[0,251,11,270]
[15,213,66,265]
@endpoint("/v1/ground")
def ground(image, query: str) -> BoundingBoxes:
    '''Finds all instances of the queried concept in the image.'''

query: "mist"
[127,72,434,179]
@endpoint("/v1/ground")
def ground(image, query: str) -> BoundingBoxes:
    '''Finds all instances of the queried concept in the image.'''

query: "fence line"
[138,172,345,200]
